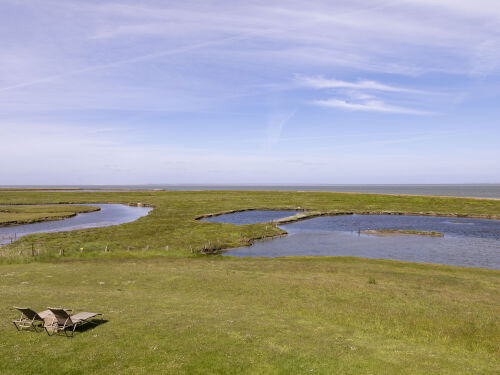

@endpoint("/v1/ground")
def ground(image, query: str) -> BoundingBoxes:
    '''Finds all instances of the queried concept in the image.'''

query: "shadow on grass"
[73,319,109,334]
[48,319,109,337]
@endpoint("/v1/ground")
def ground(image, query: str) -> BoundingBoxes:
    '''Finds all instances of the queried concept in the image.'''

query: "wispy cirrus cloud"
[297,76,425,93]
[299,75,433,115]
[265,110,296,146]
[313,98,433,115]
[1,0,498,113]
[0,0,499,183]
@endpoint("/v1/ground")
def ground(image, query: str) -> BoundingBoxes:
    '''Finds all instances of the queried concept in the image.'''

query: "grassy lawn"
[0,257,499,374]
[0,191,499,374]
[0,205,100,227]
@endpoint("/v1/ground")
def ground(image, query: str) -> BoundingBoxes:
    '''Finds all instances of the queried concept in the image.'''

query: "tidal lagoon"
[204,211,500,269]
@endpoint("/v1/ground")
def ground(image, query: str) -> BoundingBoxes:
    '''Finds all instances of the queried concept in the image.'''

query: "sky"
[1,0,500,185]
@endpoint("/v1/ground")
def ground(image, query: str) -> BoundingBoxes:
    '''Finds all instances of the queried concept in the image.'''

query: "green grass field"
[0,205,99,227]
[0,191,499,374]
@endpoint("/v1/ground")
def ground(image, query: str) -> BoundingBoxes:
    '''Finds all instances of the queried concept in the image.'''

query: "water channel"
[0,204,152,246]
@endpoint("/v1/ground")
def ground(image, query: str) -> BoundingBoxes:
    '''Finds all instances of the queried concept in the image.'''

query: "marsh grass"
[0,257,498,374]
[0,191,499,373]
[0,190,499,260]
[0,204,99,226]
[362,229,444,237]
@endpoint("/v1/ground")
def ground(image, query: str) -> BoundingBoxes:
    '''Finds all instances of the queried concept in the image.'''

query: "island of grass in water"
[0,205,100,227]
[362,229,444,237]
[212,212,499,269]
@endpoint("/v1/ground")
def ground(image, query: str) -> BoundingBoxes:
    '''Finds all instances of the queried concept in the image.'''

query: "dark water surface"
[202,210,300,225]
[3,184,500,198]
[205,211,500,269]
[0,204,152,245]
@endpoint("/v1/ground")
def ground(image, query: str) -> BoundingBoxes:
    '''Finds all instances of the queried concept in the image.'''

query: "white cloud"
[3,0,479,116]
[299,75,433,115]
[0,0,498,183]
[297,76,424,93]
[402,0,500,18]
[265,110,296,146]
[313,98,432,115]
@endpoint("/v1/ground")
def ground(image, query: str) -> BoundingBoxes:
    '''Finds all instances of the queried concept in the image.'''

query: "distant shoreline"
[0,188,82,191]
[1,185,500,200]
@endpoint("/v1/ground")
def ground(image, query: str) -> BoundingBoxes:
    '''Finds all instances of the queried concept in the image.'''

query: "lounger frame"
[45,308,103,337]
[12,307,52,332]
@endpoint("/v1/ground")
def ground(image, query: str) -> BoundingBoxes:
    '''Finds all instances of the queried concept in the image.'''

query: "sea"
[1,184,500,199]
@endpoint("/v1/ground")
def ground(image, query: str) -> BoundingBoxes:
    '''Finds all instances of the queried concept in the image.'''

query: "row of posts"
[17,244,170,257]
[16,243,221,256]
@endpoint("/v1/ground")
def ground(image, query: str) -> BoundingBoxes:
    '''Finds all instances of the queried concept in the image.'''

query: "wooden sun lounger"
[12,307,52,332]
[12,307,73,332]
[46,308,103,337]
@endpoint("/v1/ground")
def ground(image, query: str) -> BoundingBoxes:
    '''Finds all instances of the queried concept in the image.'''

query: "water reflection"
[205,211,500,269]
[0,204,152,245]
[201,210,300,225]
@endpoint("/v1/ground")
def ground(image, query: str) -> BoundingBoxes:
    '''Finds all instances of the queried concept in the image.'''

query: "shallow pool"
[204,211,500,269]
[201,210,300,225]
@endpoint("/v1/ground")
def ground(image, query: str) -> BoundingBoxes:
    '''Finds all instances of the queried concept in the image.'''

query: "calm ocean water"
[2,184,500,198]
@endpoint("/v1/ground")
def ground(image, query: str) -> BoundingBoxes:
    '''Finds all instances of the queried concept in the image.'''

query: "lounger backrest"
[48,308,74,326]
[14,307,41,321]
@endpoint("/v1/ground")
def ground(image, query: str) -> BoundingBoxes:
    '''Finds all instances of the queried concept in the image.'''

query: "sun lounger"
[12,307,54,332]
[46,308,103,337]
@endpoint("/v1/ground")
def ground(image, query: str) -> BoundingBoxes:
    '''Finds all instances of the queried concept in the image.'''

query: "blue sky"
[1,0,499,184]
